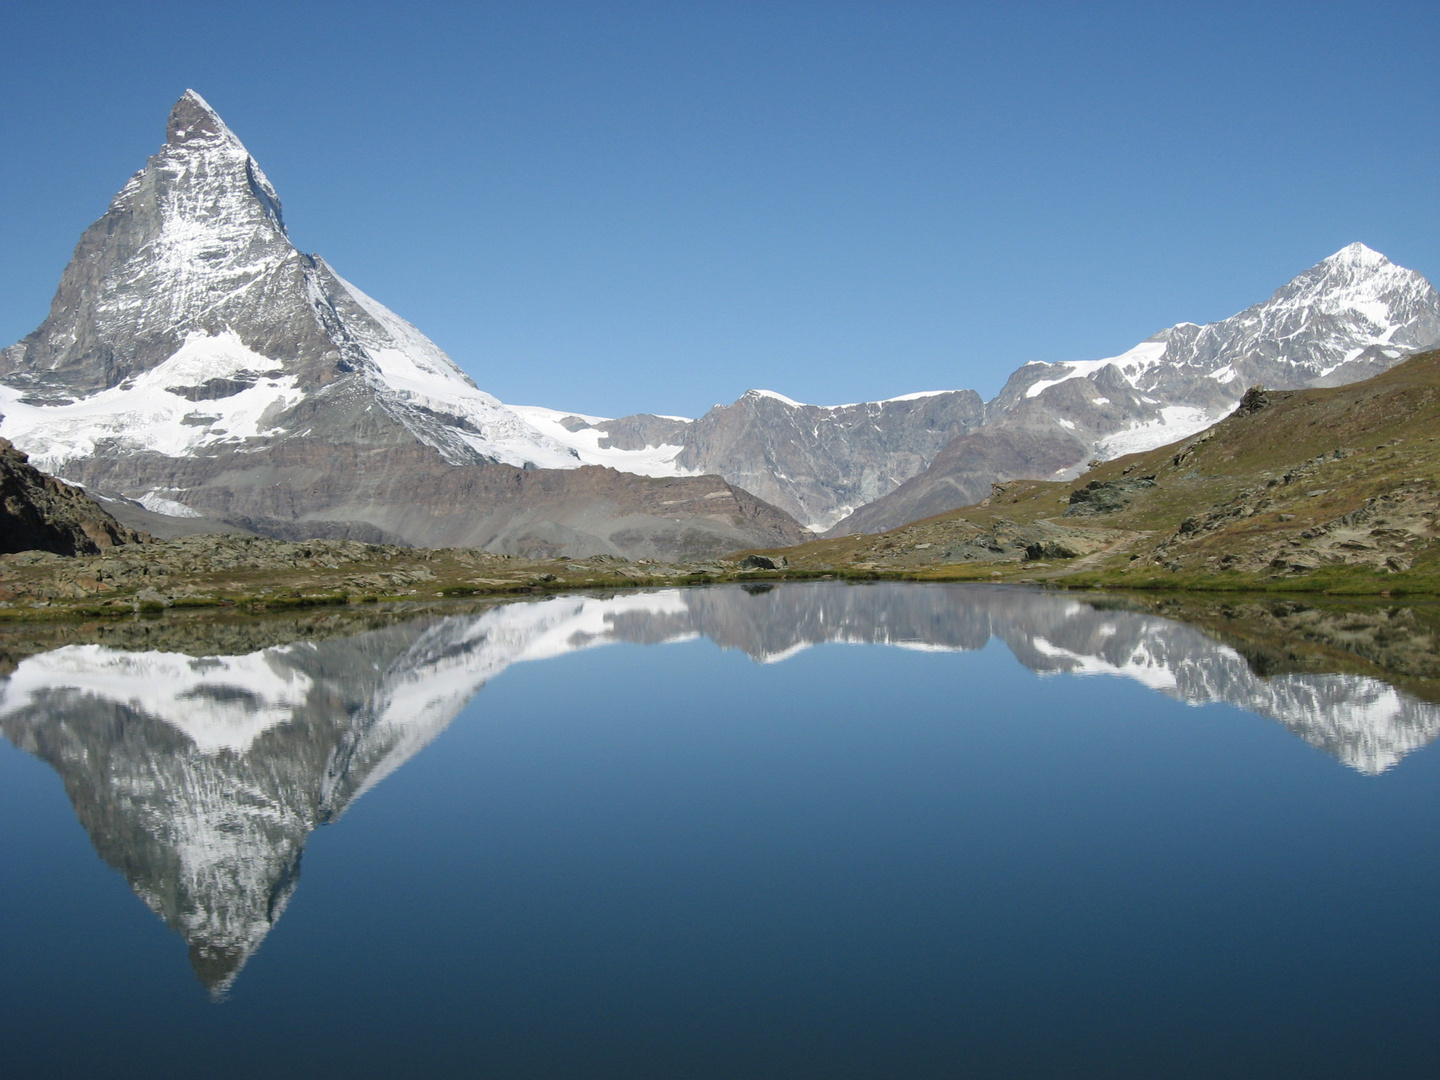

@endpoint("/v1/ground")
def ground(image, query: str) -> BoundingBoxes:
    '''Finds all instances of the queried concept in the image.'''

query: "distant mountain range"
[548,241,1440,534]
[2,92,1437,552]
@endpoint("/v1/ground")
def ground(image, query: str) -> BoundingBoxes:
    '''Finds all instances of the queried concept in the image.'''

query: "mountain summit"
[3,92,1435,547]
[0,92,806,556]
[0,89,570,464]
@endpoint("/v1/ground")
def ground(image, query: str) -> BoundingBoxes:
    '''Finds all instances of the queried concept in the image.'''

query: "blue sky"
[2,1,1436,418]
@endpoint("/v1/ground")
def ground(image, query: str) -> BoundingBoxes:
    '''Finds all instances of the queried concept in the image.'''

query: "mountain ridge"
[500,243,1439,533]
[824,242,1440,534]
[3,92,1437,547]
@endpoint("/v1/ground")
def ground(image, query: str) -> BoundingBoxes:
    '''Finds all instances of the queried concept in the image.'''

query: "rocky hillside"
[0,92,803,558]
[758,348,1440,593]
[517,389,987,531]
[0,437,143,556]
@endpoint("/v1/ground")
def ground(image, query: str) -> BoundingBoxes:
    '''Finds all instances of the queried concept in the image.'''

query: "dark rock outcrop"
[0,438,143,555]
[1063,476,1157,516]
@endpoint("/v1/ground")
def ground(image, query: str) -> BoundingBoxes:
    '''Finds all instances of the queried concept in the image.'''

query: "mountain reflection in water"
[0,582,1435,995]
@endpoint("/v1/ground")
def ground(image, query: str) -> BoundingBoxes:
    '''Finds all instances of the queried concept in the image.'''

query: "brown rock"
[0,438,145,556]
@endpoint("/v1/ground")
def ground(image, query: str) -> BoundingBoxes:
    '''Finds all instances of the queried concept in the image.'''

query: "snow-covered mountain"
[0,92,575,473]
[0,91,805,558]
[4,584,1432,992]
[829,243,1440,534]
[4,91,1436,543]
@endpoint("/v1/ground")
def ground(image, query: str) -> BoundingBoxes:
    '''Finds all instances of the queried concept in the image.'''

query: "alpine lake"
[2,581,1437,1079]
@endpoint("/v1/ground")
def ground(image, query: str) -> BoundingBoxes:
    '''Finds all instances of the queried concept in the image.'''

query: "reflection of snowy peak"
[677,585,1440,773]
[1010,604,1436,775]
[0,593,695,994]
[3,585,1434,994]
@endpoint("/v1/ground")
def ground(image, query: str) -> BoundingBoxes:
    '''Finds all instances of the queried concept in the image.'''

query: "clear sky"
[2,1,1437,418]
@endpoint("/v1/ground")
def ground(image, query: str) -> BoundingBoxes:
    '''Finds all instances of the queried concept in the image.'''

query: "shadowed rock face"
[0,437,143,555]
[670,390,987,531]
[2,584,1434,994]
[0,91,804,558]
[830,427,1085,535]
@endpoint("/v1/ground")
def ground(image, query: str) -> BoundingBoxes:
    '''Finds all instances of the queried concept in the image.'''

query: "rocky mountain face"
[0,92,805,559]
[764,350,1440,599]
[830,244,1440,534]
[514,388,987,531]
[514,244,1439,535]
[0,436,143,555]
[2,584,1432,993]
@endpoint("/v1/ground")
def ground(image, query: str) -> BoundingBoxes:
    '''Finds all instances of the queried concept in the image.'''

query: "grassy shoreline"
[3,556,1436,628]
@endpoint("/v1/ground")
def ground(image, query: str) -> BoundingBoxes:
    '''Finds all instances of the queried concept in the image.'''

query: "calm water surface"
[1,583,1437,1079]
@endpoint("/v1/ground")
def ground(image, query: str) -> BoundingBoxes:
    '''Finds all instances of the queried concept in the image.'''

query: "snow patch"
[138,491,203,518]
[0,643,314,753]
[1095,406,1222,460]
[505,405,693,477]
[746,388,807,408]
[745,388,961,411]
[1024,340,1169,398]
[0,331,302,473]
[320,271,585,470]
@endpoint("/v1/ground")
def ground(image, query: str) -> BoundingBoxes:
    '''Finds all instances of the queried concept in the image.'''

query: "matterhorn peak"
[0,90,602,516]
[165,89,233,145]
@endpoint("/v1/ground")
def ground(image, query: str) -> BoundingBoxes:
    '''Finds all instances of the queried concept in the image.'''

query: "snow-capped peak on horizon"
[1323,241,1389,267]
[745,388,808,408]
[1013,242,1439,406]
